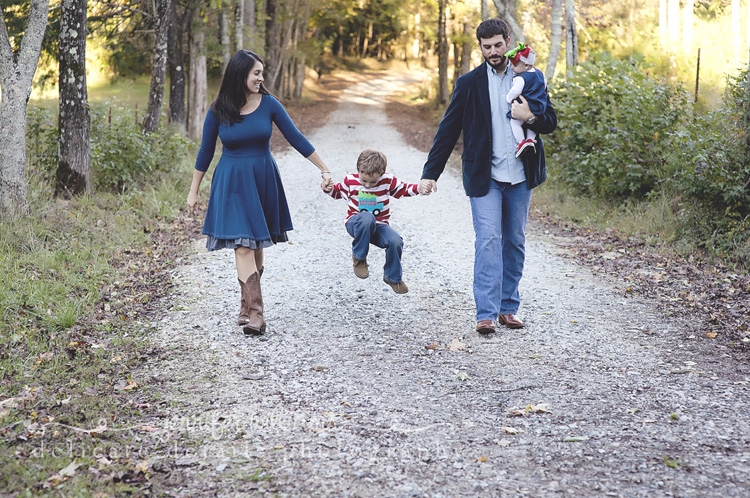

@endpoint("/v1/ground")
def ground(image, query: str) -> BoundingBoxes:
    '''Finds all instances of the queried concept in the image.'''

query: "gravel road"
[145,72,750,497]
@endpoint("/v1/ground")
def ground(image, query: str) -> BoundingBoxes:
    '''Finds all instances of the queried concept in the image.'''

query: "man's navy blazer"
[421,62,557,197]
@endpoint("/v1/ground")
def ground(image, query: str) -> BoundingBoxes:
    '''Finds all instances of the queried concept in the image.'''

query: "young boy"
[323,149,424,294]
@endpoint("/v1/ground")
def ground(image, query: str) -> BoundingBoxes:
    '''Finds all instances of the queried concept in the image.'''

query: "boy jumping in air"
[323,149,425,294]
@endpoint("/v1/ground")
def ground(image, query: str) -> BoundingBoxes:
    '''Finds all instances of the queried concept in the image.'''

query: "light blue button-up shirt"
[487,63,526,185]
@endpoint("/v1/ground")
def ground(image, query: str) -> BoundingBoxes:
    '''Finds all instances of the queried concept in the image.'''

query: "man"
[419,18,557,335]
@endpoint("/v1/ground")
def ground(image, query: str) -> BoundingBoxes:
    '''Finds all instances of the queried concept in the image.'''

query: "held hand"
[511,95,534,122]
[419,179,437,195]
[321,177,333,192]
[186,191,199,212]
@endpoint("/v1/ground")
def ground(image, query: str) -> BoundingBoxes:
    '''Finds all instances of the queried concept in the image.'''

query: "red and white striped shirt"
[327,173,420,225]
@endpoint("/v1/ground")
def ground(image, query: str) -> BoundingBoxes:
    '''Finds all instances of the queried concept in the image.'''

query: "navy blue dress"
[505,68,548,118]
[194,95,315,251]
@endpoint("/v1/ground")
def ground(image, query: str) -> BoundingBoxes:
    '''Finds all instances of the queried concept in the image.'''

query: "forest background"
[0,0,749,493]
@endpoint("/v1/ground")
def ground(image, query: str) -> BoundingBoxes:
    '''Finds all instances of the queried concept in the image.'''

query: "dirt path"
[144,72,749,497]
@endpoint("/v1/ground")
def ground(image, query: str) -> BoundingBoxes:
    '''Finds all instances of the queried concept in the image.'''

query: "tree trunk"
[437,0,449,105]
[0,0,50,216]
[481,0,488,21]
[56,0,91,198]
[564,0,578,78]
[491,0,524,43]
[219,5,231,74]
[682,0,693,53]
[659,0,667,45]
[187,26,207,140]
[265,0,280,93]
[546,0,563,81]
[235,0,244,49]
[143,0,172,134]
[732,0,740,57]
[461,21,472,74]
[667,0,679,46]
[167,0,192,129]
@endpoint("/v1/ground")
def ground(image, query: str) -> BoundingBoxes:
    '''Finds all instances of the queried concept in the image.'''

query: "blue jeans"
[469,180,532,321]
[346,212,404,284]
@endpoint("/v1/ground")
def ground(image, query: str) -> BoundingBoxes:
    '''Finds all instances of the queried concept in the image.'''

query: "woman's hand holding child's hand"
[321,178,333,192]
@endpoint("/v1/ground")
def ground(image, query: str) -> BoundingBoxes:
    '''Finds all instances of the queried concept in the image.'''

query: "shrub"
[664,68,750,263]
[548,52,689,199]
[90,103,192,192]
[25,102,193,193]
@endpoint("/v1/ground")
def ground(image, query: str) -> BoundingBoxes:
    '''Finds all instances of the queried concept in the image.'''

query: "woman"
[186,50,332,335]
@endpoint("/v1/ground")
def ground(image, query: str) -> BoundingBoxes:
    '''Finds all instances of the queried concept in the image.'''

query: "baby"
[504,42,548,158]
[323,149,424,294]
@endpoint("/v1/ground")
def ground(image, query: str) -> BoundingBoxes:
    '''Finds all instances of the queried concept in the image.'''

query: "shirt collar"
[486,61,511,78]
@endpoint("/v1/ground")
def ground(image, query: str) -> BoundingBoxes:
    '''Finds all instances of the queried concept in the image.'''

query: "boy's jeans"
[469,180,532,321]
[346,212,404,284]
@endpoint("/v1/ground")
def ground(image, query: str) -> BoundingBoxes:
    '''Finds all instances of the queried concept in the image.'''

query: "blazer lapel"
[475,63,492,132]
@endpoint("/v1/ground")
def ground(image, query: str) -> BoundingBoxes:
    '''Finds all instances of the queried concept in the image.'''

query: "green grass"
[0,145,195,494]
[531,180,700,258]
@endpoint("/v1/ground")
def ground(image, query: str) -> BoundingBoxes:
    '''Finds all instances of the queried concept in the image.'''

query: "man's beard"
[485,54,506,70]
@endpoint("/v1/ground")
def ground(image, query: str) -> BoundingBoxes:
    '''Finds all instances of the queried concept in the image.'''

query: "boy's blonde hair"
[357,149,387,176]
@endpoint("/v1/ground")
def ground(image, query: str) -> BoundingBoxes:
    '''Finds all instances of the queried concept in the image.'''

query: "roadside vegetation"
[0,105,196,494]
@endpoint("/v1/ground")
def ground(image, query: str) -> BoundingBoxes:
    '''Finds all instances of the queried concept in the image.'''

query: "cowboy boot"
[237,278,250,326]
[241,271,266,335]
[237,266,263,326]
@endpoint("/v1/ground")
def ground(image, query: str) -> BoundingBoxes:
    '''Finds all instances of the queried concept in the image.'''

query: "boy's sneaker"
[515,139,536,158]
[353,256,369,279]
[383,278,408,294]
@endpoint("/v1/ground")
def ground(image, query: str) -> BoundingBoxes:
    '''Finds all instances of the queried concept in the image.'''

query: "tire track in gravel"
[147,71,750,497]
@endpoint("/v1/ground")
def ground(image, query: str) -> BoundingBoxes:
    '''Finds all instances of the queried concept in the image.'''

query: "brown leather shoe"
[476,320,496,334]
[353,256,369,279]
[498,314,524,329]
[383,278,408,294]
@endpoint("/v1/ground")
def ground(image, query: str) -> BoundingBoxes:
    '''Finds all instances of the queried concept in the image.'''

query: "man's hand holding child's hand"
[419,179,436,196]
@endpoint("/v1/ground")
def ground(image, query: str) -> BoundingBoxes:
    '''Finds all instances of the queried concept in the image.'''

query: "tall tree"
[481,0,487,21]
[565,0,577,78]
[187,23,207,140]
[546,0,563,81]
[460,20,472,75]
[219,4,231,73]
[143,0,172,134]
[682,0,693,53]
[0,0,50,216]
[667,0,679,46]
[56,0,91,198]
[731,0,740,57]
[659,0,666,45]
[437,0,449,104]
[234,0,244,49]
[491,0,523,43]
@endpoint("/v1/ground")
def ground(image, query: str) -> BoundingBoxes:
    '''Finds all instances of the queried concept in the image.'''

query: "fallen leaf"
[454,371,470,381]
[424,342,438,350]
[704,331,717,339]
[563,436,589,442]
[525,403,551,413]
[312,365,329,371]
[134,460,149,473]
[447,338,468,352]
[501,427,524,435]
[474,455,487,462]
[59,460,80,477]
[664,456,683,469]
